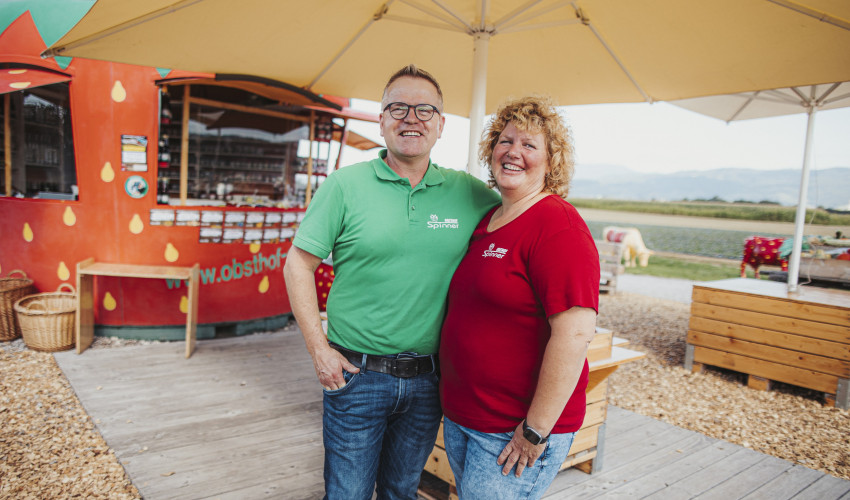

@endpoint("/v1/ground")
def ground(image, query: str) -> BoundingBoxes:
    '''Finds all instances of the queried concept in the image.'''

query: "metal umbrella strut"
[672,82,850,292]
[42,0,850,178]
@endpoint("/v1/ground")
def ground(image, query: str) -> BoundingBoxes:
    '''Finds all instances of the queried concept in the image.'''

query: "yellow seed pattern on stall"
[57,262,70,281]
[111,81,126,102]
[164,243,179,263]
[100,162,115,182]
[23,223,33,242]
[179,296,188,314]
[62,206,76,226]
[103,292,117,311]
[129,214,144,234]
[249,243,261,254]
[10,81,30,89]
[258,275,269,294]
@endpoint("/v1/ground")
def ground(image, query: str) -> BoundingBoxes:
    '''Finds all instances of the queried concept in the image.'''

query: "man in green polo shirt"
[283,65,499,499]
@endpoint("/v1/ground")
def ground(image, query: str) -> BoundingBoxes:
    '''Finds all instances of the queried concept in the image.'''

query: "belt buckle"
[392,357,418,378]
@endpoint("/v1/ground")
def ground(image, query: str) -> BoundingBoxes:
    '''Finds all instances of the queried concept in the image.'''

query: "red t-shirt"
[440,195,600,434]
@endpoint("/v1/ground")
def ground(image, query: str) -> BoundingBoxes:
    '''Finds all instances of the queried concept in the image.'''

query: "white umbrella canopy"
[43,0,850,176]
[671,82,850,292]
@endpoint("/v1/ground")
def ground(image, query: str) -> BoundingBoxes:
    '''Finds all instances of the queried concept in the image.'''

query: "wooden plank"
[687,331,850,378]
[185,264,199,358]
[589,346,646,371]
[588,330,613,362]
[559,450,597,471]
[692,346,838,394]
[585,378,608,404]
[587,366,617,389]
[559,432,720,499]
[787,473,850,498]
[690,302,850,344]
[424,446,455,486]
[579,400,607,429]
[642,449,770,499]
[434,421,444,449]
[76,258,95,354]
[695,454,795,499]
[748,375,773,391]
[693,279,850,309]
[692,287,850,327]
[567,423,600,456]
[689,316,850,361]
[613,336,629,347]
[740,465,825,500]
[79,261,194,280]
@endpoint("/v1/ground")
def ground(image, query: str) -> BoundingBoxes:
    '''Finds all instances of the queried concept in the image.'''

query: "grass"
[571,198,850,226]
[624,255,744,281]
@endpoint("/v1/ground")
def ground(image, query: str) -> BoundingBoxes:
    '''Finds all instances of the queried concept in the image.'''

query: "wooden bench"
[596,240,625,293]
[76,258,200,358]
[424,327,645,498]
[685,278,850,409]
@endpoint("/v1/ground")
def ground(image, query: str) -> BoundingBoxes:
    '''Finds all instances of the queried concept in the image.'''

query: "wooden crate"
[424,328,644,493]
[685,278,850,409]
[596,241,625,293]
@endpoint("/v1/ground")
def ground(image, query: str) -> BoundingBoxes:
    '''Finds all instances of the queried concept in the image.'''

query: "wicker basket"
[14,284,77,352]
[1,270,36,341]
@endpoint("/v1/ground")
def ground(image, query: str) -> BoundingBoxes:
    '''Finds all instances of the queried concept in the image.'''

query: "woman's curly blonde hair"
[479,95,575,199]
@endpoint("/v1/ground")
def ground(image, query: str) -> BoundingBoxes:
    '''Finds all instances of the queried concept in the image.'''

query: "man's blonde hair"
[381,64,443,110]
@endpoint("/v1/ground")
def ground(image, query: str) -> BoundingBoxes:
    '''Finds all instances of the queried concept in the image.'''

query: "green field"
[571,198,850,226]
[623,255,744,281]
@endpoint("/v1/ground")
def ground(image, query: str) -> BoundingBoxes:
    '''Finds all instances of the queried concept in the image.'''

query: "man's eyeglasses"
[383,102,441,122]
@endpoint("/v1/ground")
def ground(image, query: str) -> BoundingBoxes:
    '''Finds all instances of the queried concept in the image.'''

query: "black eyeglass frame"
[382,102,441,122]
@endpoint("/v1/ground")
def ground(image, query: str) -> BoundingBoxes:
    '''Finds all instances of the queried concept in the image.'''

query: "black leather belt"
[331,343,438,378]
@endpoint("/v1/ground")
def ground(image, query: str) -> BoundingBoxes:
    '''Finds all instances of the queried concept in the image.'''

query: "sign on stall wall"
[121,135,148,171]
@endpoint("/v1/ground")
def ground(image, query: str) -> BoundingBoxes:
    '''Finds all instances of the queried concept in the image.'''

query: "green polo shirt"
[293,150,501,355]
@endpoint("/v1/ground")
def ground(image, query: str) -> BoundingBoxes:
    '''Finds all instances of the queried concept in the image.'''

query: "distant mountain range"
[571,165,850,210]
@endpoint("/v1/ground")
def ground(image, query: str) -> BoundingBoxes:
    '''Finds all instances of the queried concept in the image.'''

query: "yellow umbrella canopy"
[44,0,850,174]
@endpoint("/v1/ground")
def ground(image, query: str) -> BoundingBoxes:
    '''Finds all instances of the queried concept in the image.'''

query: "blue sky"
[337,100,850,177]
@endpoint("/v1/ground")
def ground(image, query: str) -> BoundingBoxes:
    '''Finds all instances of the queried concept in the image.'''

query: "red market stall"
[1,8,377,342]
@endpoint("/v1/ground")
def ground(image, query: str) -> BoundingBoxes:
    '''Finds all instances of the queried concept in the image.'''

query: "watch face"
[523,427,542,445]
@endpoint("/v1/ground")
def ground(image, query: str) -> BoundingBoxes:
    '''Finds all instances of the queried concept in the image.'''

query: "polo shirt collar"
[371,149,446,187]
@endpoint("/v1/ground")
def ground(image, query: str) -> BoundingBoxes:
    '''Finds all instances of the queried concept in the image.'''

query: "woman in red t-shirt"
[439,96,600,500]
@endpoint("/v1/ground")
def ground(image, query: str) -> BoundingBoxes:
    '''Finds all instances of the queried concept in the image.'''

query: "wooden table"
[685,278,850,408]
[76,258,200,358]
[424,328,645,498]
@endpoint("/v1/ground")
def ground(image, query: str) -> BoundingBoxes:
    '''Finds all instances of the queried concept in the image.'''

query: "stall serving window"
[1,76,77,200]
[158,83,329,208]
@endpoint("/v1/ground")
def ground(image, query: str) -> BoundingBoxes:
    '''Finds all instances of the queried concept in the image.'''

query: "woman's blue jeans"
[443,416,575,500]
[322,368,442,500]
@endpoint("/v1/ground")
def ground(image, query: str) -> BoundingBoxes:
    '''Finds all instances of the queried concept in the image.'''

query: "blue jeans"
[322,368,442,500]
[443,417,575,500]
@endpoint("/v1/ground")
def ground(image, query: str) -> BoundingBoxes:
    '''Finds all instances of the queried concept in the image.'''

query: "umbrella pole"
[4,94,10,196]
[467,33,490,179]
[786,106,817,293]
[335,119,349,173]
[180,85,190,205]
[305,111,315,207]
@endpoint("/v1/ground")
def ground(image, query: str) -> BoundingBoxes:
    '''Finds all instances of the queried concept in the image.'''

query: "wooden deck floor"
[53,329,850,500]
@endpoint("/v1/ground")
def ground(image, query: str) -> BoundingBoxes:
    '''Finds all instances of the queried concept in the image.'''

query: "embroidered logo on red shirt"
[482,243,508,258]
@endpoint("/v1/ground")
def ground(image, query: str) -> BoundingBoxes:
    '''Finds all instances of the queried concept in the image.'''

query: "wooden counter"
[424,328,645,498]
[685,278,850,409]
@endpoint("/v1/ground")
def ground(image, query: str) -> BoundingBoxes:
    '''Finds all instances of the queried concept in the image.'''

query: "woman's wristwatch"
[522,419,550,445]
